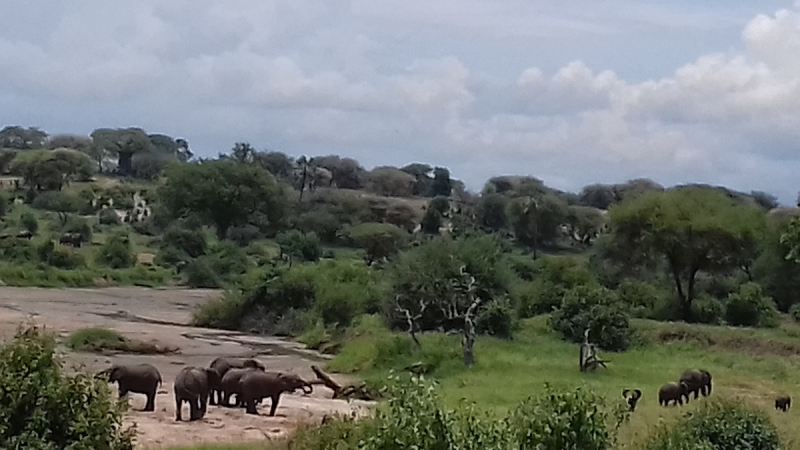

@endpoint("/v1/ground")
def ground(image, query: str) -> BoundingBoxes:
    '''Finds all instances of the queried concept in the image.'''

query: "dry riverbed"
[0,287,372,449]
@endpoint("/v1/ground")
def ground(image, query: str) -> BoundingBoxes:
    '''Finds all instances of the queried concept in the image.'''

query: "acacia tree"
[159,159,286,239]
[608,187,766,321]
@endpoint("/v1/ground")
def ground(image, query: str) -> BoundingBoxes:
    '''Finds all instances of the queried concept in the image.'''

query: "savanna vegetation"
[4,123,800,448]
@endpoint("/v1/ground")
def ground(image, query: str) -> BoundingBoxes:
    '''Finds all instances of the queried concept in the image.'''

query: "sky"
[1,0,800,203]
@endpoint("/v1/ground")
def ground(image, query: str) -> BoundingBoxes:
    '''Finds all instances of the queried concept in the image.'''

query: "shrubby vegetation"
[0,325,134,449]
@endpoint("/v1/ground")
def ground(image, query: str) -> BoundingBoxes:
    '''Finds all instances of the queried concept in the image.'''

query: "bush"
[227,224,261,246]
[185,258,224,288]
[32,191,83,215]
[161,227,207,258]
[616,280,666,318]
[0,325,134,449]
[98,208,121,225]
[0,192,7,218]
[37,240,85,269]
[292,210,342,243]
[62,214,92,243]
[790,303,800,323]
[191,291,245,329]
[643,399,780,450]
[549,285,632,351]
[96,233,135,269]
[276,230,322,263]
[724,282,779,328]
[476,298,515,339]
[154,246,190,270]
[20,210,38,234]
[691,294,725,325]
[509,384,621,450]
[516,256,597,318]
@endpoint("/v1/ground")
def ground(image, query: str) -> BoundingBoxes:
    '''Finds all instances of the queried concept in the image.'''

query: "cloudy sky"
[2,1,800,203]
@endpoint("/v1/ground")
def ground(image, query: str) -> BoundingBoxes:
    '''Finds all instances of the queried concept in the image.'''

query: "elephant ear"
[633,389,642,400]
[622,389,630,399]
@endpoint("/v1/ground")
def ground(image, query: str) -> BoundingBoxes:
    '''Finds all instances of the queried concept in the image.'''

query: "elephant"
[219,367,263,407]
[173,366,220,421]
[207,357,266,405]
[658,381,690,406]
[679,369,712,399]
[775,395,791,412]
[239,371,314,416]
[622,388,643,412]
[96,363,162,412]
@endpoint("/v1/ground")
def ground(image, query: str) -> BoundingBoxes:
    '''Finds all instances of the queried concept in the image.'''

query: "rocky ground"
[0,287,373,449]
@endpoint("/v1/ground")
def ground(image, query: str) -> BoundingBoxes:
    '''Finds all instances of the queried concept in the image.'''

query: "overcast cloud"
[1,0,800,203]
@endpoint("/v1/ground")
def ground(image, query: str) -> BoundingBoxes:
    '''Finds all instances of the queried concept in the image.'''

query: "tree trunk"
[463,315,476,367]
[118,152,133,176]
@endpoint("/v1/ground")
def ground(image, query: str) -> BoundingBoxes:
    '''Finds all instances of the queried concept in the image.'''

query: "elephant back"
[679,369,703,389]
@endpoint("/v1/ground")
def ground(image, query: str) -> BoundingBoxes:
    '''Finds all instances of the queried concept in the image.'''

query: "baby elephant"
[220,367,262,407]
[174,366,221,421]
[775,395,791,412]
[208,357,265,405]
[659,381,689,406]
[240,371,314,416]
[96,363,162,412]
[622,388,643,412]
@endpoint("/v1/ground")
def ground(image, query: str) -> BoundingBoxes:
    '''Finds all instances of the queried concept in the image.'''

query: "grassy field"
[317,315,800,449]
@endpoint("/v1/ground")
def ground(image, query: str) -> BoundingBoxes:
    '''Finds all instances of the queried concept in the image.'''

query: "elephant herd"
[95,356,319,422]
[620,368,792,414]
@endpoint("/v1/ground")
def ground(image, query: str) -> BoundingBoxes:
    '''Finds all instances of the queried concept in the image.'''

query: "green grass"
[66,327,178,354]
[325,315,800,449]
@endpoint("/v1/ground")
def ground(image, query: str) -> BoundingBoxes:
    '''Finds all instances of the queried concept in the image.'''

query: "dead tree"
[311,365,379,401]
[396,296,427,348]
[449,265,482,368]
[579,328,608,372]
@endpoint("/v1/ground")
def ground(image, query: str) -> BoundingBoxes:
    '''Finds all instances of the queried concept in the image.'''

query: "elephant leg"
[678,397,683,406]
[175,398,183,421]
[200,393,208,417]
[245,397,258,415]
[269,394,281,417]
[209,389,217,406]
[222,391,232,407]
[119,386,129,398]
[144,389,156,412]
[189,397,201,421]
[693,389,699,399]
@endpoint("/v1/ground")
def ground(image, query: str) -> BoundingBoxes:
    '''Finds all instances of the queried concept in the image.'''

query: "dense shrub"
[790,303,800,323]
[690,294,725,325]
[20,210,38,234]
[96,233,135,269]
[0,239,36,264]
[154,246,190,269]
[292,211,342,243]
[510,384,622,450]
[185,258,224,288]
[32,191,83,215]
[724,282,779,328]
[37,240,86,269]
[227,224,261,246]
[161,227,207,258]
[475,298,515,339]
[0,325,134,449]
[62,214,92,243]
[616,280,666,318]
[643,399,780,450]
[98,208,121,225]
[276,230,322,263]
[191,291,246,329]
[516,256,597,318]
[549,285,632,351]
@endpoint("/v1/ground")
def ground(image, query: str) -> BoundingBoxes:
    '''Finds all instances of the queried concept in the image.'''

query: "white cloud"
[1,1,800,202]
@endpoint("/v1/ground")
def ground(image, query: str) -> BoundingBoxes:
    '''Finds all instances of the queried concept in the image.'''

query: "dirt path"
[0,287,373,449]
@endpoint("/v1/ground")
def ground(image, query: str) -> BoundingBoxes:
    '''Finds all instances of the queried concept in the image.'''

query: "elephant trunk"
[301,383,313,395]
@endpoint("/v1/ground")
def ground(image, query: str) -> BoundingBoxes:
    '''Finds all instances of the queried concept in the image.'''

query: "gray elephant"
[775,395,791,412]
[220,367,262,407]
[622,388,642,412]
[240,371,314,416]
[679,369,712,399]
[658,381,690,406]
[174,366,220,421]
[96,363,162,412]
[207,357,265,405]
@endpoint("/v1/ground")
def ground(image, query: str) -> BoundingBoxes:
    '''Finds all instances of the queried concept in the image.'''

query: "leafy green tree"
[12,149,94,191]
[609,187,766,321]
[365,166,417,197]
[476,193,508,231]
[253,151,294,181]
[0,149,16,174]
[0,125,48,149]
[275,230,321,264]
[346,222,408,265]
[420,207,443,234]
[312,155,366,189]
[565,205,606,245]
[229,142,256,164]
[509,194,567,255]
[47,134,93,152]
[159,159,287,239]
[431,167,452,197]
[549,284,631,351]
[400,162,433,196]
[91,127,153,175]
